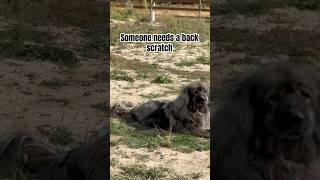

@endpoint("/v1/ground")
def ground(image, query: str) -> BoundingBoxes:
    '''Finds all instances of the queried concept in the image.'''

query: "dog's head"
[214,63,320,178]
[183,81,209,113]
[258,72,318,140]
[231,63,320,144]
[261,79,316,141]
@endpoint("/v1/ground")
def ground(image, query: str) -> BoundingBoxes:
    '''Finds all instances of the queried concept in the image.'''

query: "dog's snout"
[198,96,206,102]
[279,96,307,125]
[287,111,305,126]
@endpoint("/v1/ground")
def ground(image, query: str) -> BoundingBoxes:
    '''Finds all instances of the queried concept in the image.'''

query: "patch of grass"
[111,8,140,21]
[151,74,173,84]
[39,78,66,88]
[140,90,176,99]
[288,46,317,64]
[91,102,107,112]
[288,46,317,58]
[214,0,276,15]
[110,119,130,136]
[110,175,125,180]
[171,41,182,50]
[110,70,134,82]
[140,93,165,99]
[134,63,159,80]
[47,127,74,146]
[111,54,209,80]
[288,0,320,10]
[2,0,107,28]
[110,119,210,152]
[196,55,210,65]
[160,17,210,41]
[111,158,119,167]
[229,56,260,65]
[146,63,159,69]
[170,134,210,153]
[214,27,320,61]
[39,98,70,105]
[136,154,150,162]
[175,60,196,67]
[84,32,108,56]
[168,69,209,81]
[190,172,203,179]
[135,71,150,79]
[120,132,166,149]
[0,29,53,44]
[92,70,108,81]
[120,164,169,179]
[288,56,315,64]
[171,174,189,180]
[0,42,78,67]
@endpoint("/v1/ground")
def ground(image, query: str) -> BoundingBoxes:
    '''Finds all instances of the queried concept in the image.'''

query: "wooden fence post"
[198,0,202,18]
[150,0,156,23]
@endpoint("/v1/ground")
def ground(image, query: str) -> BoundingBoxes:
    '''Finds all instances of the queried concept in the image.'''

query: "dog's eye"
[300,90,311,99]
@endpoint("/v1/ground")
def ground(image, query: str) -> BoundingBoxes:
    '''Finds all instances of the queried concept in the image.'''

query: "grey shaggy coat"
[130,81,210,137]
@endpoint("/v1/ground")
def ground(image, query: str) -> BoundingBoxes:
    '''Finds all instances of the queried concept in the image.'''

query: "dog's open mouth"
[284,131,305,141]
[197,104,207,112]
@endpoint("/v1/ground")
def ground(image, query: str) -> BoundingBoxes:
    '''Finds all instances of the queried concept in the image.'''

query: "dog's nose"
[287,111,305,126]
[198,96,205,102]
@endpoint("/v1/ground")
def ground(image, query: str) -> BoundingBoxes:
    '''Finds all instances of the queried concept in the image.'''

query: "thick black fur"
[213,63,320,180]
[0,128,108,180]
[130,81,210,137]
[130,100,169,130]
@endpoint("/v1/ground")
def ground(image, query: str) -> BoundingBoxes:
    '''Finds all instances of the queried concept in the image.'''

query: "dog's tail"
[0,127,108,180]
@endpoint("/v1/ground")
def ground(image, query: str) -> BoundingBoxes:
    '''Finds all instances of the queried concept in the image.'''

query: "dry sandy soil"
[111,145,210,179]
[0,19,107,141]
[212,5,320,106]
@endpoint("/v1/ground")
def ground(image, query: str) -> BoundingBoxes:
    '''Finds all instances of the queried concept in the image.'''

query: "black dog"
[213,63,320,180]
[0,127,108,180]
[130,81,210,137]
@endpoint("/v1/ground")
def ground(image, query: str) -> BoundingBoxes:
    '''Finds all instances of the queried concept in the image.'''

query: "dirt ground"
[111,145,210,179]
[212,4,320,106]
[0,16,107,141]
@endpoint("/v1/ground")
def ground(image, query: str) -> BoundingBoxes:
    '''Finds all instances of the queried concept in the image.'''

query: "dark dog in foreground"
[121,81,210,137]
[0,127,108,180]
[213,63,320,180]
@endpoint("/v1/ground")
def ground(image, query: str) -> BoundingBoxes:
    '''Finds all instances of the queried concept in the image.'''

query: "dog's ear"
[215,76,256,141]
[183,83,192,95]
[233,79,255,138]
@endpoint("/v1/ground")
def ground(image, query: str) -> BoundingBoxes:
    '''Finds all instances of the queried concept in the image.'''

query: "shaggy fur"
[130,81,210,137]
[213,63,320,180]
[0,127,108,180]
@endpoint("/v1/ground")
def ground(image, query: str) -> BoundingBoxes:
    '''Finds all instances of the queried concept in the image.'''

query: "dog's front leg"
[190,128,210,138]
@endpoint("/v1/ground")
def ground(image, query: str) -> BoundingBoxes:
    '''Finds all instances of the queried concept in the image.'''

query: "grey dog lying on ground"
[112,81,210,137]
